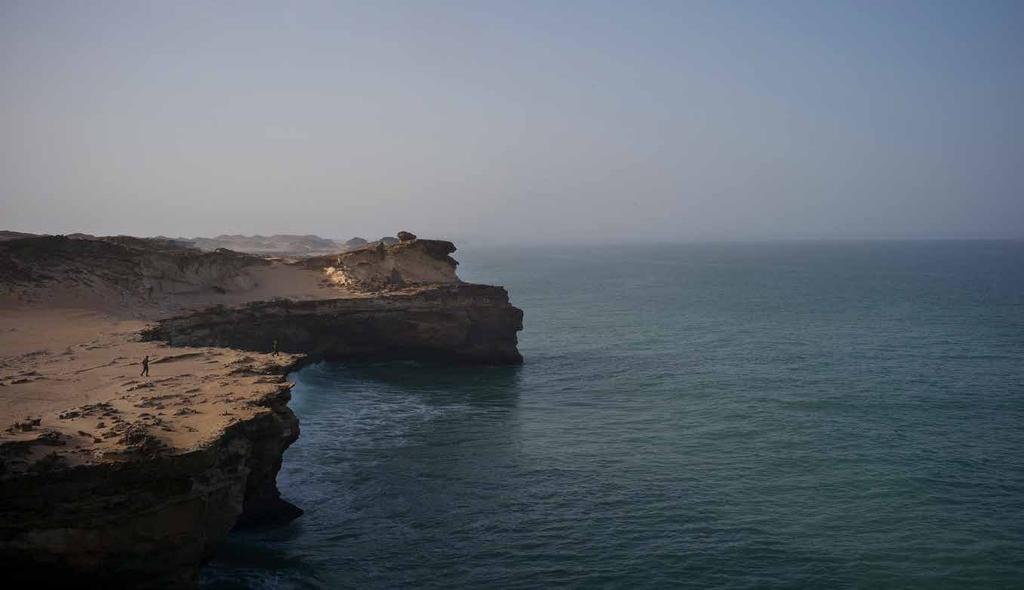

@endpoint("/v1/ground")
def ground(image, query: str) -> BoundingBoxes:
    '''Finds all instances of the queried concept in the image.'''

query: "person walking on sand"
[141,355,150,377]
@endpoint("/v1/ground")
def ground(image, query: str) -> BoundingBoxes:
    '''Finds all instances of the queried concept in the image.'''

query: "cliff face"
[0,232,522,587]
[0,379,299,588]
[144,284,524,365]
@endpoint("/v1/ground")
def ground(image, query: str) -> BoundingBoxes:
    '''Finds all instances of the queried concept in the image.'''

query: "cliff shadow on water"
[302,360,525,404]
[201,359,524,589]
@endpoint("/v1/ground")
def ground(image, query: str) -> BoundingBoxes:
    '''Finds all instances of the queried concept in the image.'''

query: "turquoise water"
[202,242,1024,589]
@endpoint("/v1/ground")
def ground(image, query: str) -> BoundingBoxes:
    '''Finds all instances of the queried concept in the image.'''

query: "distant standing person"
[141,355,149,377]
[272,339,279,356]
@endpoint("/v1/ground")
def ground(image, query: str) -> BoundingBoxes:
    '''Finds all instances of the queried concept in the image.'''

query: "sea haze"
[202,241,1024,589]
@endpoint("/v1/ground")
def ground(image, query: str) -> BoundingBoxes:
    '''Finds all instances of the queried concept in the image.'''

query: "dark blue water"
[202,242,1024,589]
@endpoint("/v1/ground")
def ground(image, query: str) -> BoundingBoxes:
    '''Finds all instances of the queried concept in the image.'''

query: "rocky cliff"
[0,355,300,588]
[145,283,523,365]
[0,231,523,587]
[302,238,461,290]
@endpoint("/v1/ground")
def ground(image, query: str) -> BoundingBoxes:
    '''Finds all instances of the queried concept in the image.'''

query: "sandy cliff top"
[0,232,465,474]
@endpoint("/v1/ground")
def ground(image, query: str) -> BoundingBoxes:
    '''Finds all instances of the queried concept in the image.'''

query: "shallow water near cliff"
[201,241,1024,589]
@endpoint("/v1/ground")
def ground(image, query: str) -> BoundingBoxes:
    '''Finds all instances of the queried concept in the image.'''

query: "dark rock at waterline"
[144,283,524,365]
[0,384,300,588]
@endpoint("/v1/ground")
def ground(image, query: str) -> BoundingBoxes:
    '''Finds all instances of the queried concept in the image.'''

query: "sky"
[1,1,1022,243]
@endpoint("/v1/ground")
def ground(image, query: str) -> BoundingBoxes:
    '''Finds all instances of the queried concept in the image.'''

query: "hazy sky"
[1,1,1022,243]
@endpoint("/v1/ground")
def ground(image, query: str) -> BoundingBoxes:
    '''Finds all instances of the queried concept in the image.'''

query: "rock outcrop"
[0,359,300,588]
[144,284,524,365]
[304,238,461,291]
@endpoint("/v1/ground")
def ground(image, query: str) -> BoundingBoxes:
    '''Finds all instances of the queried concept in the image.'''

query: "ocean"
[201,241,1024,589]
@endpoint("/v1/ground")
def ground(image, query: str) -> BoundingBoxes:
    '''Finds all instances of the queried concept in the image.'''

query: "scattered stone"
[8,417,42,433]
[36,431,67,446]
[118,424,166,456]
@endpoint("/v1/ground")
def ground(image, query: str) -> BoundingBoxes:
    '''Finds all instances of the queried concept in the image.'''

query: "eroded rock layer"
[0,366,299,588]
[145,284,524,365]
